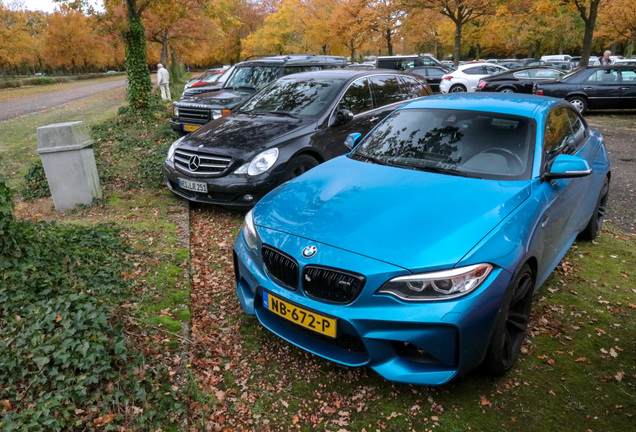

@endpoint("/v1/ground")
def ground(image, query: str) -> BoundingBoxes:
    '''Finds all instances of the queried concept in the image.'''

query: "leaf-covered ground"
[187,207,635,432]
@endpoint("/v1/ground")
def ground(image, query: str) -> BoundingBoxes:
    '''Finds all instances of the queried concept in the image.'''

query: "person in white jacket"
[157,63,171,100]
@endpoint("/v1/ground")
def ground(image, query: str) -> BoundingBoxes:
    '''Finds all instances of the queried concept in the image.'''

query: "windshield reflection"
[351,108,534,180]
[241,77,344,118]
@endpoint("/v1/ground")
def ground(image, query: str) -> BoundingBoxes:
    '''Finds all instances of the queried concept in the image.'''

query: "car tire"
[483,263,534,376]
[497,87,516,93]
[567,96,588,114]
[579,176,610,240]
[281,154,319,182]
[449,84,467,93]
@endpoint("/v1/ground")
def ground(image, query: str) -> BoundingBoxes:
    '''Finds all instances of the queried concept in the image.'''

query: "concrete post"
[36,121,102,211]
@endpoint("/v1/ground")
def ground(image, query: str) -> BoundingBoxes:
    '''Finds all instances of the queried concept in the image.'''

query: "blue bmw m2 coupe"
[233,93,611,385]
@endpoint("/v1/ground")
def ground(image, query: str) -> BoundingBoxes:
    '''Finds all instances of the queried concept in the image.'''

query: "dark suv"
[163,69,432,207]
[170,54,347,133]
[375,55,444,71]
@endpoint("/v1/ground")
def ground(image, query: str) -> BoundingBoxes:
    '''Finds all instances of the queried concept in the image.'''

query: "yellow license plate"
[183,124,200,132]
[263,291,336,338]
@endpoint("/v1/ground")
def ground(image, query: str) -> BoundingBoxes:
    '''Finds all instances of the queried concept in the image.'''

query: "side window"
[586,69,619,84]
[463,67,483,75]
[514,70,531,78]
[426,68,445,78]
[338,78,373,115]
[398,75,427,98]
[620,69,636,84]
[544,107,575,165]
[565,109,587,150]
[369,75,403,107]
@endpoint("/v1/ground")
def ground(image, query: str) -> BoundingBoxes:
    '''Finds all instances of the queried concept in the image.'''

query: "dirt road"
[0,78,128,122]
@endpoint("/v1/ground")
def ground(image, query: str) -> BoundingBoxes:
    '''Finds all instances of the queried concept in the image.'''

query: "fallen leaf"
[575,357,587,362]
[615,371,625,382]
[93,413,116,426]
[480,395,492,407]
[1,400,12,410]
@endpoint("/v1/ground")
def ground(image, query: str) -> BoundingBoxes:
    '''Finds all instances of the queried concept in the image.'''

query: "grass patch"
[1,82,191,430]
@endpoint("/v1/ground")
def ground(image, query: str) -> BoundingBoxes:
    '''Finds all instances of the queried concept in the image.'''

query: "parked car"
[183,67,227,93]
[544,60,573,72]
[614,59,636,66]
[181,66,235,98]
[375,54,443,70]
[476,66,565,93]
[535,65,636,113]
[439,63,508,93]
[540,54,573,62]
[404,66,448,92]
[171,55,347,133]
[164,69,431,207]
[233,93,610,385]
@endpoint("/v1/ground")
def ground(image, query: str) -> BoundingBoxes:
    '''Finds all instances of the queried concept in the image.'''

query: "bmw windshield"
[350,108,535,181]
[240,77,345,118]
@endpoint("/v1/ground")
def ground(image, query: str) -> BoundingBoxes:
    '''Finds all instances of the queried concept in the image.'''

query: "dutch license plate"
[263,291,336,338]
[178,178,207,193]
[183,124,200,132]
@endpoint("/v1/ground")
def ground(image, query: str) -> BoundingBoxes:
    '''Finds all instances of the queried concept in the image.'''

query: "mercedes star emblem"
[188,155,201,171]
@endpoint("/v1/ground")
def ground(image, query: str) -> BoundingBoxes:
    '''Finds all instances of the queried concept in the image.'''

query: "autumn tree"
[596,0,636,56]
[369,0,406,56]
[410,0,495,66]
[0,4,41,76]
[41,11,108,73]
[562,0,606,67]
[330,0,374,61]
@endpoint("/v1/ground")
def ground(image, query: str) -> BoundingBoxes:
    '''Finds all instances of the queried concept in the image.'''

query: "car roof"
[236,54,347,67]
[401,93,562,118]
[276,69,417,80]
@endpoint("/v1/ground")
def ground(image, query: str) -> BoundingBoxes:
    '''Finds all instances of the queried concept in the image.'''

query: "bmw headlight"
[376,264,493,301]
[242,209,260,251]
[234,148,279,176]
[166,136,185,162]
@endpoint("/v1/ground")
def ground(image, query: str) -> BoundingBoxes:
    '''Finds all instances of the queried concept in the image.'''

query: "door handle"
[370,117,379,122]
[621,88,630,91]
[583,87,593,90]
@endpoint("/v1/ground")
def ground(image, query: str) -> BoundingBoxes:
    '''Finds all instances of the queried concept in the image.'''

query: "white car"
[439,63,508,93]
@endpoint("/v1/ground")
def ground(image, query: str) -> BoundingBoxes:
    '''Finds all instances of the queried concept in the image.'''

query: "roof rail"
[242,54,274,61]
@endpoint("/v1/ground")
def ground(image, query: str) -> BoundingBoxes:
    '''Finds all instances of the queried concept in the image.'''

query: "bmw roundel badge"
[302,245,317,258]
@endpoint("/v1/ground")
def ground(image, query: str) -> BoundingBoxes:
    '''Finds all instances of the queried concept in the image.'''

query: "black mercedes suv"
[170,54,348,133]
[164,69,432,207]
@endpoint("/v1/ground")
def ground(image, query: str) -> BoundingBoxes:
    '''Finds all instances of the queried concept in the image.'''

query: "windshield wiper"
[419,166,470,177]
[264,111,300,119]
[350,153,389,166]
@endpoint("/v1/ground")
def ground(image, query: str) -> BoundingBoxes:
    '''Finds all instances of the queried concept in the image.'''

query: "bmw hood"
[254,156,531,271]
[181,113,312,159]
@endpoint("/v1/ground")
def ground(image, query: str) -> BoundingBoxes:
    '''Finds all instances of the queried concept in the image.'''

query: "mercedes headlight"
[167,136,185,162]
[234,148,279,176]
[376,264,493,301]
[242,209,261,251]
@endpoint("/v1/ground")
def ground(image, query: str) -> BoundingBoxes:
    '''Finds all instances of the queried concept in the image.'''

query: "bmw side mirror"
[544,154,591,180]
[344,132,362,149]
[335,109,354,125]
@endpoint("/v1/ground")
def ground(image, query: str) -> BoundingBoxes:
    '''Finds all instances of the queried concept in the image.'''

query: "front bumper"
[233,227,514,385]
[163,161,282,207]
[169,118,207,133]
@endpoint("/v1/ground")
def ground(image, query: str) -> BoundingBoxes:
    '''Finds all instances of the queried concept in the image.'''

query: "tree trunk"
[350,39,356,63]
[160,35,169,68]
[124,0,153,109]
[475,43,481,60]
[534,40,542,60]
[453,20,462,67]
[386,29,393,56]
[578,0,601,68]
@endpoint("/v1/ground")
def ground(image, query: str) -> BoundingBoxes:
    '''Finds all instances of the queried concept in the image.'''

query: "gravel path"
[0,78,128,122]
